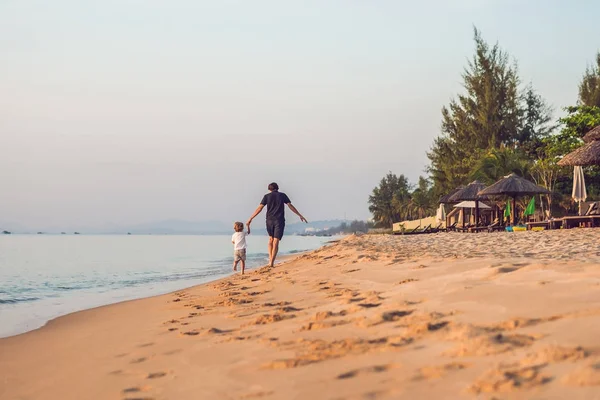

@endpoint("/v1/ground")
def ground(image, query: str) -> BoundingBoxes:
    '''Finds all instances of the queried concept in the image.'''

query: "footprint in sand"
[397,278,419,285]
[337,364,395,379]
[300,320,349,331]
[470,364,552,393]
[248,313,294,325]
[146,372,167,379]
[123,386,152,394]
[279,306,302,313]
[356,303,381,309]
[124,397,154,400]
[263,301,292,307]
[413,362,468,380]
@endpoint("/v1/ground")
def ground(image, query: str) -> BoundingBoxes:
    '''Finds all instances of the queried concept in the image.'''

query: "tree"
[579,52,600,107]
[531,157,561,216]
[410,177,435,220]
[518,84,556,157]
[368,172,411,227]
[428,27,522,195]
[471,147,533,184]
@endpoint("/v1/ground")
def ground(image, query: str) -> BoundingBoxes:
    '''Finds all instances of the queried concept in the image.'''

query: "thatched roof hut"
[439,187,463,204]
[558,140,600,166]
[477,174,550,197]
[583,125,600,143]
[448,181,488,228]
[478,174,550,226]
[448,181,488,202]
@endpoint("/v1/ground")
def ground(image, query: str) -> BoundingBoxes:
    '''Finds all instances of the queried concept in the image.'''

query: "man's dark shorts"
[266,219,285,240]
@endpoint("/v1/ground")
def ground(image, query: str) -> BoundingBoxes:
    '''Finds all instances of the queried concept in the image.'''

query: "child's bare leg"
[233,260,238,271]
[241,260,245,275]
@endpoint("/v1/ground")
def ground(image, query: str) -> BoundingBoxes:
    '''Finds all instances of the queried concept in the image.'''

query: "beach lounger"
[429,223,443,233]
[468,220,501,233]
[456,224,475,233]
[444,221,458,232]
[401,224,432,235]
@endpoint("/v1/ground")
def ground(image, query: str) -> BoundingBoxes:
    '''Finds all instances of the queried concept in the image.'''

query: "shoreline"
[2,231,600,399]
[0,247,313,340]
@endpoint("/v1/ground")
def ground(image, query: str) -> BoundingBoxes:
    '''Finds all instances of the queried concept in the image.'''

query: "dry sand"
[2,230,600,399]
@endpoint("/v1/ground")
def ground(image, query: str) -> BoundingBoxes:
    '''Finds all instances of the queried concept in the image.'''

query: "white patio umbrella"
[572,166,587,215]
[436,204,446,223]
[453,201,491,209]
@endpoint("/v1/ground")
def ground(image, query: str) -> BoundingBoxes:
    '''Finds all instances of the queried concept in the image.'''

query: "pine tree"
[579,52,600,107]
[428,28,521,195]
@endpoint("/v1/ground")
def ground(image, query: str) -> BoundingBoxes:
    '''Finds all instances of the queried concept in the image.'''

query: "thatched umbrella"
[557,125,600,214]
[583,125,600,143]
[438,186,464,228]
[439,186,464,204]
[478,174,550,226]
[557,140,600,166]
[448,181,488,227]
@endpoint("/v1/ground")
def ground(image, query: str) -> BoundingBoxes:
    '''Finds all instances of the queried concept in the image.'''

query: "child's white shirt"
[232,232,247,250]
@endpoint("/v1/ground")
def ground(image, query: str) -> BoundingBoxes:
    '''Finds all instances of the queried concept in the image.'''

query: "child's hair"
[234,222,244,232]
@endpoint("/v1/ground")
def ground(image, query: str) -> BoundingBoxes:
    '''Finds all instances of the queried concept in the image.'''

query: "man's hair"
[233,222,244,232]
[268,182,279,191]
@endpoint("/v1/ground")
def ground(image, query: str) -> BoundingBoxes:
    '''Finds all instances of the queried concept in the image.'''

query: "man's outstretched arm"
[287,203,307,223]
[247,205,265,227]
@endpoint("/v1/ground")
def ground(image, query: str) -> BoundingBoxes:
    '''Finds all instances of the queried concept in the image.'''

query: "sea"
[0,234,331,338]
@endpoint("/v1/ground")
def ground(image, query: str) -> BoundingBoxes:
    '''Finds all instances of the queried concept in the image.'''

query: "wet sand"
[2,230,600,399]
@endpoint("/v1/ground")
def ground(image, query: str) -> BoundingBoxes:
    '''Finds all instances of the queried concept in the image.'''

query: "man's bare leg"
[268,237,274,266]
[269,238,280,267]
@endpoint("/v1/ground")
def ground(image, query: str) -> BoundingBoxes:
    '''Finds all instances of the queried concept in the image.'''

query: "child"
[231,221,249,274]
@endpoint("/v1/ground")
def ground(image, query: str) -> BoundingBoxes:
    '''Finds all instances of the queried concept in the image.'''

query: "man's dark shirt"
[260,191,291,221]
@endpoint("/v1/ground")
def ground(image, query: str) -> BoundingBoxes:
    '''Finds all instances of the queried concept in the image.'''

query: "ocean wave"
[0,296,41,304]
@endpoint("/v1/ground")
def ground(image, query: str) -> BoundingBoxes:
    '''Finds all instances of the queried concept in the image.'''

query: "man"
[247,182,307,267]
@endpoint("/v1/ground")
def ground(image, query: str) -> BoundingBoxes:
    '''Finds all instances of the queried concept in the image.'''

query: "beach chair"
[456,223,475,233]
[585,202,599,216]
[443,221,458,232]
[402,224,431,235]
[468,219,501,233]
[429,223,443,233]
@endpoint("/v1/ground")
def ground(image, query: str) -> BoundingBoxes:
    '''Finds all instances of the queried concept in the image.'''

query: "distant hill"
[3,219,346,235]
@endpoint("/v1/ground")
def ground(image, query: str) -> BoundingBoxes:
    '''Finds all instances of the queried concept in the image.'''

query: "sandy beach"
[2,231,600,399]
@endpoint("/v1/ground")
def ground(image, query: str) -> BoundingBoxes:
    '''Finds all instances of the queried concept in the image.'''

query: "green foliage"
[471,147,533,184]
[534,106,600,165]
[368,172,411,227]
[368,174,436,227]
[369,33,600,222]
[518,84,555,157]
[410,177,435,219]
[579,52,600,107]
[428,28,553,195]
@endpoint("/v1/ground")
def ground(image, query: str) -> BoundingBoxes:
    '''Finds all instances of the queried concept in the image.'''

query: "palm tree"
[471,147,533,184]
[368,173,411,227]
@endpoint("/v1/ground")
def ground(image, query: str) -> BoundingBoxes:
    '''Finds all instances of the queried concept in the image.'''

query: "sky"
[1,0,600,230]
